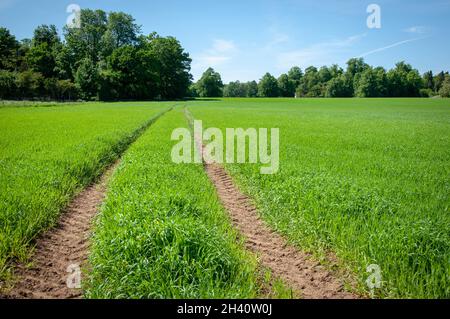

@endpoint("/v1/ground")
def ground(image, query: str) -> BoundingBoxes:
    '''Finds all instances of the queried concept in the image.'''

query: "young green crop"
[86,108,258,298]
[0,102,170,278]
[188,98,450,298]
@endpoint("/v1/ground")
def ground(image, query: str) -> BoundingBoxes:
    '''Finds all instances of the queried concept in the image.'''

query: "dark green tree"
[318,66,332,83]
[258,73,279,97]
[2,9,449,101]
[297,66,320,97]
[27,25,61,78]
[32,25,59,46]
[277,73,295,97]
[223,81,246,97]
[15,70,43,98]
[438,75,450,97]
[64,9,108,66]
[101,45,158,100]
[353,67,387,97]
[246,80,258,97]
[74,57,99,99]
[346,58,369,78]
[0,70,16,98]
[287,66,303,88]
[55,79,78,100]
[406,69,423,96]
[345,58,369,95]
[387,62,422,97]
[0,27,18,71]
[329,64,343,79]
[142,34,192,99]
[422,71,434,90]
[433,71,446,93]
[196,67,223,97]
[101,12,140,57]
[325,74,351,97]
[16,39,31,72]
[27,44,56,77]
[354,68,377,97]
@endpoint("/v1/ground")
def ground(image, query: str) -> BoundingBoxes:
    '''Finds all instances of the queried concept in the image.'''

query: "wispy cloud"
[211,39,236,52]
[192,39,238,79]
[277,33,366,69]
[197,39,237,66]
[264,27,290,50]
[357,37,426,58]
[403,26,429,35]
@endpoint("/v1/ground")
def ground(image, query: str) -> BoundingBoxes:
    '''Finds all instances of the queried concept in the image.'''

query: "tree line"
[192,61,450,98]
[0,9,192,101]
[1,9,449,101]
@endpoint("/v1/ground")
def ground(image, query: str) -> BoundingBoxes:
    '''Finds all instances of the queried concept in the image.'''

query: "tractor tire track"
[1,107,173,299]
[204,163,356,299]
[2,162,119,299]
[185,108,357,299]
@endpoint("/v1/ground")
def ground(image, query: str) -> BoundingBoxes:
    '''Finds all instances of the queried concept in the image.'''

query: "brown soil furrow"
[185,108,356,299]
[2,162,119,299]
[1,107,174,299]
[204,163,356,299]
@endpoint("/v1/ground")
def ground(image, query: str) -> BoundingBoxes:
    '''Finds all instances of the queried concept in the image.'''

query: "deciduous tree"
[196,67,223,97]
[258,73,279,97]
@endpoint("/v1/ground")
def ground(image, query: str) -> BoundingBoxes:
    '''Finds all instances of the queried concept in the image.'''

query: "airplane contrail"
[357,37,428,58]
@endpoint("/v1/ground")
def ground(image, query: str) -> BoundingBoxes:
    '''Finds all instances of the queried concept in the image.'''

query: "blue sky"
[1,0,449,82]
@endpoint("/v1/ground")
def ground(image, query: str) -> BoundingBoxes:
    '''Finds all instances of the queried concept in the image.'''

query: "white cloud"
[199,55,231,65]
[276,33,366,69]
[192,39,238,80]
[211,39,236,53]
[264,28,290,50]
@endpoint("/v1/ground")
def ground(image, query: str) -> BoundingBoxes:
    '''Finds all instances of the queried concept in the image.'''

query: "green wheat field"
[0,98,448,298]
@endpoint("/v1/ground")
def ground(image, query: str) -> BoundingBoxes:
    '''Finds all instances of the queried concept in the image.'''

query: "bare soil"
[1,162,119,299]
[184,106,357,299]
[3,106,357,299]
[204,162,356,299]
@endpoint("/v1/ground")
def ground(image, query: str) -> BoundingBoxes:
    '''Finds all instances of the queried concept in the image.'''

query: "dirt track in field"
[0,107,173,299]
[204,163,356,299]
[2,105,356,299]
[1,162,119,299]
[186,108,356,299]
